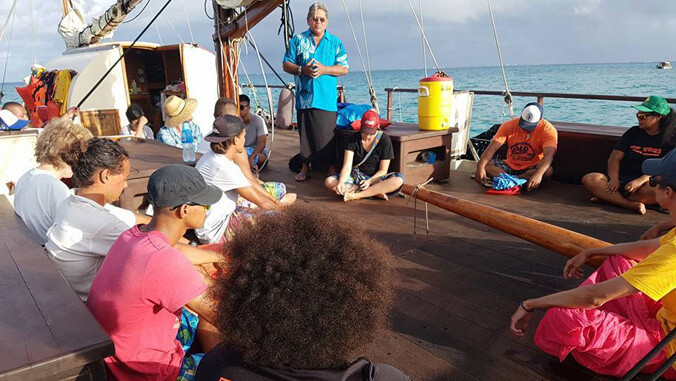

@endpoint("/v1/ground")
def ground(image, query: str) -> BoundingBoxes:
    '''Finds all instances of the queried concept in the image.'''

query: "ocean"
[4,62,675,134]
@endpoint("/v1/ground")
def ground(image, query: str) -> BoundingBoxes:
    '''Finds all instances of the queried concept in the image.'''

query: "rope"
[1,3,17,96]
[181,0,195,44]
[340,0,379,113]
[163,13,184,44]
[29,0,35,64]
[408,178,434,241]
[419,0,427,78]
[149,0,164,44]
[357,0,379,114]
[487,0,514,118]
[0,0,18,47]
[122,0,151,24]
[76,0,174,108]
[404,0,442,75]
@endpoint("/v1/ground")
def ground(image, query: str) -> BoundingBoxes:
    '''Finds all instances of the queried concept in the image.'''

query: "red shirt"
[87,226,206,380]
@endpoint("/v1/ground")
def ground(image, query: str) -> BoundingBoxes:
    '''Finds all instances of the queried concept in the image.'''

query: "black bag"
[288,153,303,173]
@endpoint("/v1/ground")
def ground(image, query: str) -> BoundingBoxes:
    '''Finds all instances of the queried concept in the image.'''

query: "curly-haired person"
[195,205,411,381]
[14,117,92,244]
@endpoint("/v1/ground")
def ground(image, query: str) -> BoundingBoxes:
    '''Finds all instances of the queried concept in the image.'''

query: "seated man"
[325,110,404,201]
[121,103,154,139]
[195,115,295,244]
[195,204,411,381]
[475,102,558,191]
[14,118,92,244]
[510,149,676,379]
[239,94,270,170]
[2,101,29,120]
[88,165,223,381]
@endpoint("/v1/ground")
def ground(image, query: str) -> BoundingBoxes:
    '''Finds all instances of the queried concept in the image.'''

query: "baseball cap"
[642,149,676,188]
[518,102,543,131]
[0,109,30,130]
[147,164,222,208]
[359,109,380,135]
[632,95,670,116]
[205,115,245,143]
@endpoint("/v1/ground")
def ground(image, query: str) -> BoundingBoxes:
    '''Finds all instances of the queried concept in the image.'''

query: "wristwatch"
[297,65,302,76]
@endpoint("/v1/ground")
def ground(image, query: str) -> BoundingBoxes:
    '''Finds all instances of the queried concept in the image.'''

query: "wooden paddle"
[401,184,609,267]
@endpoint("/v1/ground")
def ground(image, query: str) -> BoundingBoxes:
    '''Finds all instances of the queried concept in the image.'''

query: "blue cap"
[0,109,29,130]
[518,102,544,131]
[642,149,676,187]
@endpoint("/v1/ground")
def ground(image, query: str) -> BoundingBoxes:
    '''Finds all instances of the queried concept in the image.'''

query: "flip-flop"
[294,172,309,182]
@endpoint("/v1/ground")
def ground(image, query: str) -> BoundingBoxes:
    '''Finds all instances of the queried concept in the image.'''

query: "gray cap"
[147,164,222,208]
[205,115,245,143]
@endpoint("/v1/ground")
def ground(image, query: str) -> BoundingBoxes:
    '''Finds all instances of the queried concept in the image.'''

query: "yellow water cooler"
[418,73,453,131]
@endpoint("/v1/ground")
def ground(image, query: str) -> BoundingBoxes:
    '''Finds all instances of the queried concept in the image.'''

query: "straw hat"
[164,95,198,128]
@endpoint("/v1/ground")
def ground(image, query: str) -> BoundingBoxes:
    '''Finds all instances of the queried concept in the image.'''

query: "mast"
[212,0,283,100]
[62,0,70,17]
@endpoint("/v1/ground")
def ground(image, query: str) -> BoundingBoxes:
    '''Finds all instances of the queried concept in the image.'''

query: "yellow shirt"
[622,228,676,359]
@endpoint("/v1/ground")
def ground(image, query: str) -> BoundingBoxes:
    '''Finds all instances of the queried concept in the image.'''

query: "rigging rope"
[404,0,442,75]
[181,0,195,44]
[278,0,294,51]
[0,0,18,50]
[340,0,379,113]
[357,0,379,114]
[28,0,35,64]
[487,0,514,118]
[419,0,427,78]
[148,0,164,44]
[163,12,184,44]
[122,0,151,24]
[77,0,175,108]
[1,3,17,97]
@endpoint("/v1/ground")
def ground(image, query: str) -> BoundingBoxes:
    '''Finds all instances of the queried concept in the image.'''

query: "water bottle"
[181,122,195,162]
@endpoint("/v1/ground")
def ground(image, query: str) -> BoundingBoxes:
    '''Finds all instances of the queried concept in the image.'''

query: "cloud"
[573,0,602,15]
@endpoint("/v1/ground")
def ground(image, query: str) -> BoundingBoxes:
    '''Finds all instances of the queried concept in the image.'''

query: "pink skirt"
[535,255,676,378]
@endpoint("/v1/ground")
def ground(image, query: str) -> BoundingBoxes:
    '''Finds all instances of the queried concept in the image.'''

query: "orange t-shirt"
[492,118,558,171]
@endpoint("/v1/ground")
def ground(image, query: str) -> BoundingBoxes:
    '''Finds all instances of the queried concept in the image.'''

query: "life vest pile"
[16,68,76,127]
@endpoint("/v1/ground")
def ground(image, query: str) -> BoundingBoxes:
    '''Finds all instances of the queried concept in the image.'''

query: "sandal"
[294,172,310,182]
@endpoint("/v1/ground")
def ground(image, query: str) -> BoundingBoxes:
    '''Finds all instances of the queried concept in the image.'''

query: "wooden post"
[537,96,545,106]
[401,184,609,266]
[386,89,394,121]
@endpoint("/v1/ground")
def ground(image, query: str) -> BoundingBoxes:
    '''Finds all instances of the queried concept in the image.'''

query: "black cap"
[147,165,222,208]
[205,115,245,143]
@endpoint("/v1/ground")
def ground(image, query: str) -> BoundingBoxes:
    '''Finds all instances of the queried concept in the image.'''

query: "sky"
[1,0,676,82]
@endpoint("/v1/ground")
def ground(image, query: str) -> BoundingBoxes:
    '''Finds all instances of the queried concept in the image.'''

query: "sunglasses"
[240,104,249,110]
[311,17,327,23]
[170,202,211,211]
[637,112,659,119]
[649,175,675,189]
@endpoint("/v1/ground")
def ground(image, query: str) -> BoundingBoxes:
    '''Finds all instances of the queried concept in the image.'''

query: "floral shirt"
[283,29,348,112]
[157,121,202,151]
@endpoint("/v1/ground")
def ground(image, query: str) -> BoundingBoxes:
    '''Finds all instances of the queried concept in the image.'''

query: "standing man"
[283,3,349,182]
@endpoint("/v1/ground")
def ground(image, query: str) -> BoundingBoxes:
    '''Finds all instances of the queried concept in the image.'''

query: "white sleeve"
[104,204,136,227]
[210,162,251,192]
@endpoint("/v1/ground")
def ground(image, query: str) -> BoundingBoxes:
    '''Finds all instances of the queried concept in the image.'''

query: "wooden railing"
[384,88,676,121]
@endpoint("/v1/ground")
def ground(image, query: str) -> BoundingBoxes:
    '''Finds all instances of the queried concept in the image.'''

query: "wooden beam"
[213,0,284,41]
[401,184,609,266]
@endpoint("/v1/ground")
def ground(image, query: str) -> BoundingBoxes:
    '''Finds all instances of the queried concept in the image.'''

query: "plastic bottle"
[181,122,195,162]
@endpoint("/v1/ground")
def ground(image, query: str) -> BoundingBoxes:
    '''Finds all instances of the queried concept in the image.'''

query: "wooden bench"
[335,123,459,185]
[118,139,202,212]
[0,196,114,380]
[550,121,627,183]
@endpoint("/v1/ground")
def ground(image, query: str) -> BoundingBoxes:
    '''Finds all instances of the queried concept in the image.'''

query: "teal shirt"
[283,29,349,112]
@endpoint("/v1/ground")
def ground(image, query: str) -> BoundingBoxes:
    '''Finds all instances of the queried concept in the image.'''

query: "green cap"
[632,95,670,116]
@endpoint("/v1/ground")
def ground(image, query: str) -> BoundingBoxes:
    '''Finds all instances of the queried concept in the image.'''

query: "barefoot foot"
[374,193,389,200]
[636,202,647,215]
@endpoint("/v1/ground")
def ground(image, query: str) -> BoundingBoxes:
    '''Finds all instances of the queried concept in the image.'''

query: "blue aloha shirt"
[157,121,203,151]
[283,29,349,112]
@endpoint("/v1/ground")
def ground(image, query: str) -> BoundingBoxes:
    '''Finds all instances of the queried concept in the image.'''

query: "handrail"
[384,87,676,121]
[242,83,346,103]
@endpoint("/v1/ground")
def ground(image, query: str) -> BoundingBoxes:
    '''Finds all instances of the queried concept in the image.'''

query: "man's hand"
[563,251,589,279]
[606,177,620,194]
[526,173,543,191]
[624,178,644,194]
[248,155,256,170]
[300,61,316,77]
[475,167,487,186]
[358,179,370,191]
[309,59,325,79]
[510,304,533,338]
[336,182,350,195]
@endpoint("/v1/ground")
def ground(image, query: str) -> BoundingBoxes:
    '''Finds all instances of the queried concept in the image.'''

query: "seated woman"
[121,103,154,139]
[195,115,295,244]
[158,95,203,150]
[325,110,404,201]
[195,205,411,381]
[14,117,92,244]
[582,95,676,214]
[510,150,676,379]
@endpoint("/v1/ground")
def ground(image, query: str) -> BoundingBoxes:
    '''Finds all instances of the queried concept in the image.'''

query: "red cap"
[359,109,380,135]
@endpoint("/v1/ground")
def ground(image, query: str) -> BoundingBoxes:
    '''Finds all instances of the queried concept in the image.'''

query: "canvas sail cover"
[215,0,260,10]
[58,0,143,49]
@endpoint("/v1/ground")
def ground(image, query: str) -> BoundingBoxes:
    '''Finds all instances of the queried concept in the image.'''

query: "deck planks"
[262,129,664,380]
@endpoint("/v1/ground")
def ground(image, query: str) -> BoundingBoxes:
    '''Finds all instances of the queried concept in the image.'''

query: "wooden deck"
[264,129,668,381]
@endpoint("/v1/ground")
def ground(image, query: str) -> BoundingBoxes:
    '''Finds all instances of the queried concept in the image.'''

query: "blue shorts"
[330,171,406,197]
[492,158,536,176]
[176,308,203,381]
[245,146,271,166]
